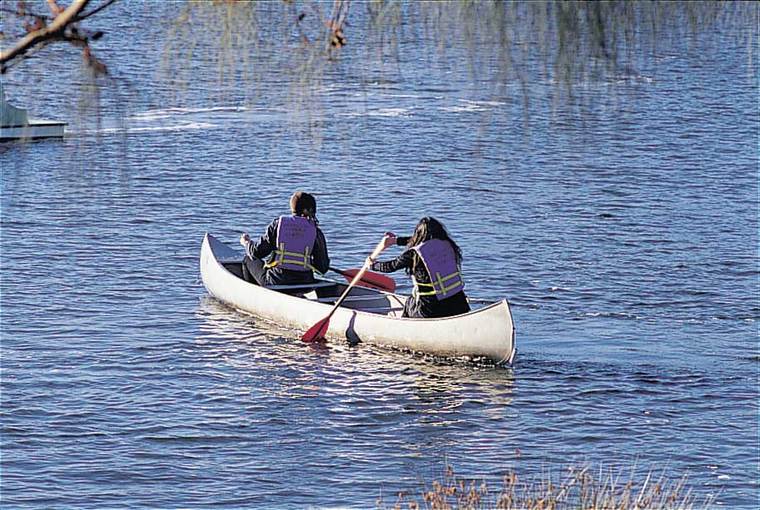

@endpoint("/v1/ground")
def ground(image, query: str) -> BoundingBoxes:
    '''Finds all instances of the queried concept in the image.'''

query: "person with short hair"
[240,191,330,286]
[368,216,470,318]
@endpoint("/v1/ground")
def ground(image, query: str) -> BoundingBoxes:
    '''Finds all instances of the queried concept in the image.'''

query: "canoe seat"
[265,280,337,291]
[359,306,405,313]
[307,295,384,304]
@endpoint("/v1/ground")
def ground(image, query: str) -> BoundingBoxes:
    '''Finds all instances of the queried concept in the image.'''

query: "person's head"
[289,191,317,220]
[407,216,462,262]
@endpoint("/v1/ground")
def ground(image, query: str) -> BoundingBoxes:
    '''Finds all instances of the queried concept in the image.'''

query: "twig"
[0,7,52,20]
[0,0,91,67]
[74,0,119,22]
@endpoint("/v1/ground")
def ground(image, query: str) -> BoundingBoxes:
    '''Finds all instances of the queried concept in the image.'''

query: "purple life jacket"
[412,239,465,300]
[267,215,317,272]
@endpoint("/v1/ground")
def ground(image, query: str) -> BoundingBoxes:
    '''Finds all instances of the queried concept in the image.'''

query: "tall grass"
[380,463,713,510]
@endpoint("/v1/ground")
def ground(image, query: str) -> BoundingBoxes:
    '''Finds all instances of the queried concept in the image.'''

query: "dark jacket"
[245,216,330,285]
[370,236,469,318]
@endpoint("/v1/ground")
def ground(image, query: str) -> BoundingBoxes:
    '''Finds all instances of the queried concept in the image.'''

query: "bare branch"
[0,36,57,73]
[0,7,52,20]
[75,0,119,22]
[47,0,65,17]
[0,0,91,68]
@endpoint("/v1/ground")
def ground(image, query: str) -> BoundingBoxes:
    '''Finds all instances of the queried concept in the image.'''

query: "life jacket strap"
[413,279,438,297]
[264,242,315,271]
[436,271,463,294]
[413,270,463,297]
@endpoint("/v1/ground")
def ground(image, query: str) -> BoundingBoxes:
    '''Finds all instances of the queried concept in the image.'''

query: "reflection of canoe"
[200,233,516,364]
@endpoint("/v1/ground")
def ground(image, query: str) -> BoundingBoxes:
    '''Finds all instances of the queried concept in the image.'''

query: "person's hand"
[365,256,375,268]
[381,232,397,250]
[239,233,250,247]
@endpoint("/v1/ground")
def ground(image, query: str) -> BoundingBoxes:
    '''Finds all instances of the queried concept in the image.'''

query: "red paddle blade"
[302,316,330,343]
[338,268,396,293]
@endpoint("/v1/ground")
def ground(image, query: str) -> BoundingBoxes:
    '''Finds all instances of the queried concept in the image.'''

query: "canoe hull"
[200,233,515,364]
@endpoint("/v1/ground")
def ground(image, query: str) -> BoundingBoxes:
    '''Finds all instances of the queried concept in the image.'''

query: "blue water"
[1,3,758,508]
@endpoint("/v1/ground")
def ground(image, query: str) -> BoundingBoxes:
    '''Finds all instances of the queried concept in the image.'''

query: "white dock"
[1,83,66,141]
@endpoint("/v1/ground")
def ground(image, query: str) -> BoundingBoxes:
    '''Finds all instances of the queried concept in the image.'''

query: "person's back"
[240,191,329,287]
[410,237,467,316]
[369,216,470,318]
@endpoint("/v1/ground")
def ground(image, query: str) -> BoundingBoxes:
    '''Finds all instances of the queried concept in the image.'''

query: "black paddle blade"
[302,316,330,343]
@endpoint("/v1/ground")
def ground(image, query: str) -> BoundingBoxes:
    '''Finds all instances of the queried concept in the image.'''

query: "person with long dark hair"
[368,217,470,318]
[239,191,330,286]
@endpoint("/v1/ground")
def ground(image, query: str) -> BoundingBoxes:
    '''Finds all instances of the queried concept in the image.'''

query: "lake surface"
[1,3,758,508]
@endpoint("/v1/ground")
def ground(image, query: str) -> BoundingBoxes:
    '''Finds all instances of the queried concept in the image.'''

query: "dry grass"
[381,463,712,510]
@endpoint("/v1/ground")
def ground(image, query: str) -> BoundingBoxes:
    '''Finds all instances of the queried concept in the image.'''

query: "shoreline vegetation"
[380,464,712,510]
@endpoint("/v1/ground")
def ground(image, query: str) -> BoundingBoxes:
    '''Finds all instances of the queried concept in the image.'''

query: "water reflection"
[192,294,522,501]
[195,295,515,408]
[195,294,517,437]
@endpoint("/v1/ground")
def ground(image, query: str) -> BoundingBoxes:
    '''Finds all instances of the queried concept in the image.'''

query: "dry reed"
[380,463,713,510]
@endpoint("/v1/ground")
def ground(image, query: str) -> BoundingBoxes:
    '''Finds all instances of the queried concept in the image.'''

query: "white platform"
[1,82,66,141]
[0,119,66,141]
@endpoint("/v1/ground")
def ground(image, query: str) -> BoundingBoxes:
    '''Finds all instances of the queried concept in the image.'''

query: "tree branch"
[0,0,91,67]
[75,0,119,22]
[0,7,52,20]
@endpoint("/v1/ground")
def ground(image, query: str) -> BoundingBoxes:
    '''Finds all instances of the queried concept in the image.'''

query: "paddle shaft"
[302,238,388,342]
[322,240,387,322]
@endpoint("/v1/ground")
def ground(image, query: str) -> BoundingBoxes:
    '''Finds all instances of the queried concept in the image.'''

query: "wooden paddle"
[330,266,396,293]
[303,237,389,343]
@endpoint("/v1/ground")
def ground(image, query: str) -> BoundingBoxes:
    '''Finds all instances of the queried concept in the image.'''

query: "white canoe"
[200,233,516,364]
